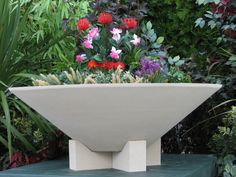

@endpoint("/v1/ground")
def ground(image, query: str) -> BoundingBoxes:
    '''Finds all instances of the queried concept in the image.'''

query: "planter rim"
[9,83,222,91]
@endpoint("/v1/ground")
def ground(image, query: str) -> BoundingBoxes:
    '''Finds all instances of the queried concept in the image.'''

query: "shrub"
[140,0,220,62]
[161,0,236,155]
[18,0,91,73]
[209,106,236,177]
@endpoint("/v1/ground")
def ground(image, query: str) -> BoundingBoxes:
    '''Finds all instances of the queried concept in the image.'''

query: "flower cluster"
[135,57,160,77]
[74,11,189,83]
[75,12,140,70]
[77,18,90,31]
[122,18,138,29]
[98,12,113,24]
[88,60,125,70]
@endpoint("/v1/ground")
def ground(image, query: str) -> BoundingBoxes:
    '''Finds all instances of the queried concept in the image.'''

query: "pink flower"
[88,27,99,40]
[130,34,141,46]
[110,28,122,42]
[110,46,122,59]
[83,39,93,49]
[76,54,86,63]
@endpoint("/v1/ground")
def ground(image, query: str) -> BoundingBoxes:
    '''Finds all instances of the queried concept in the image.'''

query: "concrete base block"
[69,140,112,171]
[147,139,161,166]
[112,141,146,172]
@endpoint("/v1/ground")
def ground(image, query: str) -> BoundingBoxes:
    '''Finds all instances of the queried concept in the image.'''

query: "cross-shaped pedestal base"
[69,139,161,172]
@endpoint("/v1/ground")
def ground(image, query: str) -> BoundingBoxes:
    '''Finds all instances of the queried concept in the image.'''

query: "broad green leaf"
[175,60,185,66]
[92,54,102,62]
[152,43,161,49]
[229,56,236,61]
[214,0,220,4]
[147,29,155,38]
[173,56,180,62]
[156,37,164,44]
[196,0,205,5]
[146,21,152,30]
[208,20,216,29]
[168,57,174,65]
[150,33,157,42]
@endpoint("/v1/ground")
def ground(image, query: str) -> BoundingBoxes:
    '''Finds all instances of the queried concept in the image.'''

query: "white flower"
[130,34,141,46]
[110,28,122,42]
[110,46,122,59]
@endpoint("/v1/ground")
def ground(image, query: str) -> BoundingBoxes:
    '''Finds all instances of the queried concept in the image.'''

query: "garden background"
[0,0,235,176]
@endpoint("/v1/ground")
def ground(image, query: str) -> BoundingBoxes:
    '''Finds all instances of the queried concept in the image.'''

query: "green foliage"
[0,91,56,159]
[0,0,28,160]
[223,155,236,177]
[162,0,236,153]
[196,0,221,5]
[18,0,91,73]
[0,0,26,89]
[226,55,236,68]
[140,0,219,60]
[0,91,12,159]
[209,106,236,177]
[0,0,57,164]
[195,0,236,69]
[209,106,236,155]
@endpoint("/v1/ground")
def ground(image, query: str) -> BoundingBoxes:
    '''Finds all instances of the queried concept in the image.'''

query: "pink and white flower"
[130,34,141,46]
[83,39,93,49]
[110,28,122,42]
[76,54,86,63]
[110,46,122,59]
[88,27,99,40]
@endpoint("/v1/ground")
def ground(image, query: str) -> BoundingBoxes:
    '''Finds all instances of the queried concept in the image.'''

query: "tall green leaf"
[1,118,36,152]
[0,91,12,160]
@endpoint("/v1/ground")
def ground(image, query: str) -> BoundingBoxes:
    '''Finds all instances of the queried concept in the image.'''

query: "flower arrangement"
[75,12,141,70]
[33,10,191,85]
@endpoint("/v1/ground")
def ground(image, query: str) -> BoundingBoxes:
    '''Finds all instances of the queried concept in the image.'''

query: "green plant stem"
[182,111,231,137]
[208,99,236,113]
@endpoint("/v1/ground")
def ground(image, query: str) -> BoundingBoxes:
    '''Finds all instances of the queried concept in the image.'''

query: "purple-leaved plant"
[135,57,160,77]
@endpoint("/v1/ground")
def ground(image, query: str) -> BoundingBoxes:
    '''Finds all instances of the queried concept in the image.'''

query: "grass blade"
[0,91,12,160]
[0,134,8,148]
[14,99,55,135]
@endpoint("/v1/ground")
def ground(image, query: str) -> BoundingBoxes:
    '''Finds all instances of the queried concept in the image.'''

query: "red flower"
[87,60,125,70]
[98,12,112,25]
[77,18,90,31]
[105,61,114,70]
[88,60,99,69]
[114,61,125,70]
[122,18,138,29]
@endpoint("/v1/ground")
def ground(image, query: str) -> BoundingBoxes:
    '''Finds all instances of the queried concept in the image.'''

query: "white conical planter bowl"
[10,83,221,172]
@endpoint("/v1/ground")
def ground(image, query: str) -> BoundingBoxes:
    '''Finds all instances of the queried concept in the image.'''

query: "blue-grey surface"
[0,154,217,177]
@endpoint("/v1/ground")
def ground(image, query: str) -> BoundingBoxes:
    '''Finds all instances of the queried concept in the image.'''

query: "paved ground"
[0,154,217,177]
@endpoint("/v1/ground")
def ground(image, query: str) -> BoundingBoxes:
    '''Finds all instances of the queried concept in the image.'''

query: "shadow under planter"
[9,83,221,172]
